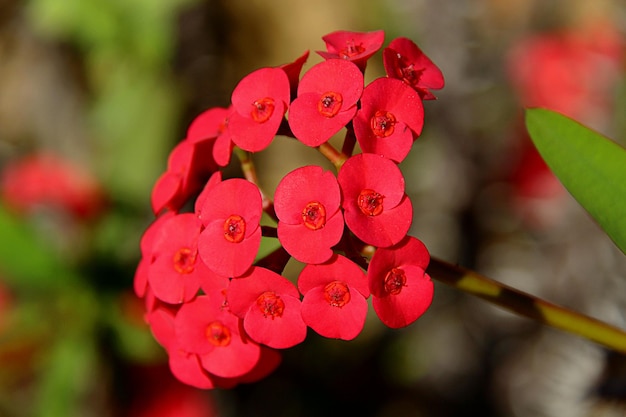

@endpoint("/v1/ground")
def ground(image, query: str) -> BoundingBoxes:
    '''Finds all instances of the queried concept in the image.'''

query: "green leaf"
[0,205,80,291]
[525,108,626,255]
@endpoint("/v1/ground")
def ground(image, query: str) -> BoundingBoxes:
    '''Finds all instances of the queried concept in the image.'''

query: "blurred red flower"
[0,152,106,219]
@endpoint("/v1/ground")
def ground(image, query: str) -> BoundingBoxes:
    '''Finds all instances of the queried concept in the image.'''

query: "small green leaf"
[525,108,626,255]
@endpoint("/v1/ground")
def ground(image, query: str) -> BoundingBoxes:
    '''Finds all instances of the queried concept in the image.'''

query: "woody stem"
[427,257,626,354]
[233,147,277,220]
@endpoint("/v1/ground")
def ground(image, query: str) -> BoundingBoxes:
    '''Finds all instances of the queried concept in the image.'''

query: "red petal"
[277,213,343,264]
[297,59,363,103]
[338,154,406,211]
[175,296,223,355]
[198,224,261,278]
[197,178,262,227]
[146,304,178,349]
[243,294,307,349]
[151,172,182,215]
[227,267,301,317]
[186,106,232,143]
[274,165,341,224]
[280,50,310,98]
[354,120,413,163]
[194,171,222,217]
[168,346,217,389]
[288,93,357,147]
[300,285,368,340]
[368,236,431,292]
[148,254,201,304]
[343,194,413,248]
[297,254,368,297]
[387,37,444,90]
[358,77,424,137]
[228,101,285,152]
[231,67,290,111]
[372,267,433,328]
[199,332,261,378]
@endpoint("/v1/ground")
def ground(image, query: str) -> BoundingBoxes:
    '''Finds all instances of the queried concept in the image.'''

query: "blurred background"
[0,0,625,416]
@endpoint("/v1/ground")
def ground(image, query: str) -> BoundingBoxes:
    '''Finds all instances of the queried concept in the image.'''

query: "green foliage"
[25,0,197,206]
[525,108,626,256]
[0,205,79,291]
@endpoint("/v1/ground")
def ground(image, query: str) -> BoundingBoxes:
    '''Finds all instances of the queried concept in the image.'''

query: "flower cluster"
[135,30,443,389]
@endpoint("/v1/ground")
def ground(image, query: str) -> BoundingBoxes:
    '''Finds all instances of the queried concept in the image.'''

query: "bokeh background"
[1,0,625,416]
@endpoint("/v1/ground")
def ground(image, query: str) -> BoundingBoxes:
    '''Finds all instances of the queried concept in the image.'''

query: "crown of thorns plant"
[134,29,445,389]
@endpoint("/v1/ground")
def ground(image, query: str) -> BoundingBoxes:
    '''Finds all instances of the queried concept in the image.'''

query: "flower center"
[317,91,343,117]
[395,54,424,86]
[384,268,407,295]
[173,247,197,274]
[370,110,397,137]
[251,97,275,123]
[256,291,285,319]
[323,281,351,307]
[223,215,246,243]
[339,41,365,59]
[357,189,384,216]
[205,321,231,347]
[301,201,327,230]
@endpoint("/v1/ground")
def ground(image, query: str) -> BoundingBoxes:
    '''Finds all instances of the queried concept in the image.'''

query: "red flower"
[151,139,217,215]
[368,236,433,328]
[148,213,228,304]
[337,153,413,247]
[175,294,261,378]
[197,178,263,277]
[274,165,344,264]
[317,30,385,71]
[228,67,290,152]
[167,342,220,390]
[186,105,234,167]
[383,37,444,100]
[353,77,424,163]
[0,152,106,219]
[145,301,178,350]
[288,59,363,147]
[298,254,369,340]
[506,23,623,121]
[135,211,176,298]
[227,267,307,349]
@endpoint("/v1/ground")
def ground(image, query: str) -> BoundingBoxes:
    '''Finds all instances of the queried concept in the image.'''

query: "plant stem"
[427,257,626,353]
[233,147,277,220]
[317,142,348,170]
